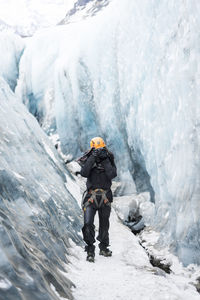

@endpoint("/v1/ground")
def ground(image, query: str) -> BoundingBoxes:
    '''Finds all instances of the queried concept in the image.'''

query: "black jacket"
[80,153,117,202]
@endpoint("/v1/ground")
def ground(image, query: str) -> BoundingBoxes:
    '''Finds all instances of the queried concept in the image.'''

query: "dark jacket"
[80,153,117,202]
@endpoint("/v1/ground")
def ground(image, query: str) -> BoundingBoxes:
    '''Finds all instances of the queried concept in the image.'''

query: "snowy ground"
[66,211,199,300]
[63,165,200,300]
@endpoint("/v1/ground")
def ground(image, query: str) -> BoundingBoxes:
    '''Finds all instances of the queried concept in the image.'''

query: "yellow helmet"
[90,137,106,149]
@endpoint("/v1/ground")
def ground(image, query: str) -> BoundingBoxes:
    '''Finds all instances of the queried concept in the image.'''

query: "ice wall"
[18,22,153,197]
[0,77,82,300]
[0,32,24,91]
[17,0,200,265]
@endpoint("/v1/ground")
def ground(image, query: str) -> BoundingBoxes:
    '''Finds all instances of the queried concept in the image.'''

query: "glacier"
[0,77,82,300]
[0,32,24,91]
[16,0,200,267]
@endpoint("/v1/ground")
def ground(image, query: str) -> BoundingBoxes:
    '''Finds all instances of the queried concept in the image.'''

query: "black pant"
[82,203,111,253]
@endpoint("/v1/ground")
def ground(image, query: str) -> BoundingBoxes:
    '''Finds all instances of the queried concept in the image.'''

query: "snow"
[113,192,154,226]
[62,165,200,300]
[11,170,25,180]
[0,0,75,36]
[0,278,12,290]
[67,204,200,300]
[50,283,67,300]
[42,137,59,164]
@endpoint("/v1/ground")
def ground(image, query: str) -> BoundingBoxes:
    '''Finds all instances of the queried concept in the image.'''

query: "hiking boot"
[86,252,95,262]
[99,248,112,257]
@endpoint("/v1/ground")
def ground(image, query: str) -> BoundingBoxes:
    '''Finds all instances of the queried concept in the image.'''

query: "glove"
[97,148,108,160]
[92,148,99,158]
[91,148,100,163]
[92,148,107,162]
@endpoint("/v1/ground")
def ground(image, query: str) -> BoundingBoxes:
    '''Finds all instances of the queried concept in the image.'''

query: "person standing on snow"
[78,137,117,262]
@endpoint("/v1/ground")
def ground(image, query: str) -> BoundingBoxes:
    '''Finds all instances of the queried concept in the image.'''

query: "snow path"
[66,208,199,300]
[63,170,199,300]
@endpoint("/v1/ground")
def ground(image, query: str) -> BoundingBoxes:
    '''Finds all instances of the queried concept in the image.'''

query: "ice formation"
[0,32,24,90]
[17,0,200,265]
[0,77,82,299]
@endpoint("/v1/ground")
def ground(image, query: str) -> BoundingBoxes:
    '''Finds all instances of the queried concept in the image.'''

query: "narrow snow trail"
[66,208,199,300]
[63,171,199,300]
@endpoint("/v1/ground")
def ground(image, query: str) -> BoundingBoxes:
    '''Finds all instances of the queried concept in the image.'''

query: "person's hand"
[92,148,99,158]
[98,148,108,160]
[92,148,107,162]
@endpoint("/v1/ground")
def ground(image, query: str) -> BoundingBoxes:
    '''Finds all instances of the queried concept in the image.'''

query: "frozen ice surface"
[17,0,200,265]
[0,32,24,90]
[0,77,82,300]
[113,192,155,227]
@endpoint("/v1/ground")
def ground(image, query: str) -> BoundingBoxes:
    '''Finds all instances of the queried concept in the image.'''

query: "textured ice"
[0,77,82,300]
[0,32,24,91]
[17,0,200,265]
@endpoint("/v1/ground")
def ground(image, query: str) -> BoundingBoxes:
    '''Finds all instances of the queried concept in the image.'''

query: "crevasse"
[17,0,200,265]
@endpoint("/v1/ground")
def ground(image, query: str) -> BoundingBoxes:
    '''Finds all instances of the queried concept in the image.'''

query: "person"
[79,137,117,262]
